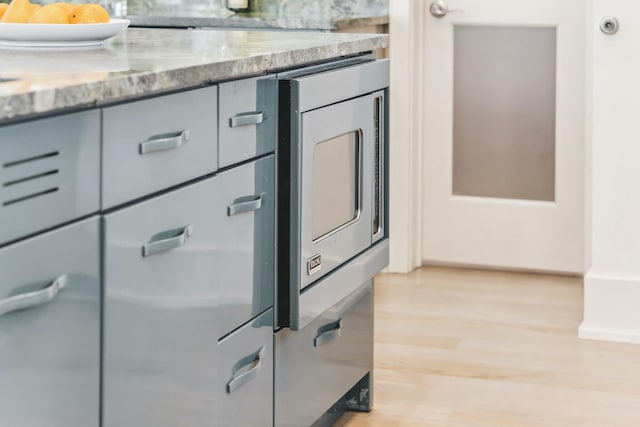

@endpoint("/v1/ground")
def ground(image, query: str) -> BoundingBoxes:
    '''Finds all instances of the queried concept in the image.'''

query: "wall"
[386,0,423,273]
[581,0,640,343]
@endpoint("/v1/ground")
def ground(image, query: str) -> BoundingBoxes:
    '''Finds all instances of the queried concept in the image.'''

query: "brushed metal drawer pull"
[139,129,191,155]
[142,225,193,258]
[0,274,67,317]
[229,112,264,128]
[227,194,264,216]
[226,346,265,394]
[314,319,342,347]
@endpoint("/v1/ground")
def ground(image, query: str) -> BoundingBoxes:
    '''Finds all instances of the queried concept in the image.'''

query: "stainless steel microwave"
[278,56,389,329]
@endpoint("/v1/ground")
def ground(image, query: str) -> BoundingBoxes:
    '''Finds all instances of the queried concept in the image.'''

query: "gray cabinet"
[0,217,101,427]
[102,86,218,208]
[0,110,100,245]
[218,76,276,168]
[0,71,291,427]
[275,282,373,427]
[218,309,274,427]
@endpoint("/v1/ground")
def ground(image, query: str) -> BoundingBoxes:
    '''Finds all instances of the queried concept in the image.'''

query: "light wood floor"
[334,267,640,427]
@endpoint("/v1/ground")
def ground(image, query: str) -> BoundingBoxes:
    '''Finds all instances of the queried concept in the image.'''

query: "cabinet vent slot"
[3,188,59,207]
[3,151,60,168]
[3,169,59,187]
[2,150,62,206]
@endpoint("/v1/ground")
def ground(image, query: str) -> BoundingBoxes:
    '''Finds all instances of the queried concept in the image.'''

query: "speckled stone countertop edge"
[0,33,389,124]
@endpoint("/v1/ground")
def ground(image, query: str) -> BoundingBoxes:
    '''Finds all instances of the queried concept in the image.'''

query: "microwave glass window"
[312,131,361,241]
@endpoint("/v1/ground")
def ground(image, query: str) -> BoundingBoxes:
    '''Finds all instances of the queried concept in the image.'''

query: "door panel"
[422,0,585,272]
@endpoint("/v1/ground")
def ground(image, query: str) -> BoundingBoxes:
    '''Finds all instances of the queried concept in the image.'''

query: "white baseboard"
[581,271,640,344]
[579,324,640,344]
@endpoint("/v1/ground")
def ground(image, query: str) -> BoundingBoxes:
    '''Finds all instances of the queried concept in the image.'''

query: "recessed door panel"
[452,25,556,202]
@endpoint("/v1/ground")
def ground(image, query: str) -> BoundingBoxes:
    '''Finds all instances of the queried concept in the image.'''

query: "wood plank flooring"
[334,267,640,427]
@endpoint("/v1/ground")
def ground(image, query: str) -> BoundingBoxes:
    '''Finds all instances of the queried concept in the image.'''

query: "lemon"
[28,3,69,23]
[68,4,109,24]
[53,2,75,13]
[0,3,8,20]
[1,0,36,24]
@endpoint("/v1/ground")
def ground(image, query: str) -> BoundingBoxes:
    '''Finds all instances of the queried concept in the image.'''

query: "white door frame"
[388,0,426,273]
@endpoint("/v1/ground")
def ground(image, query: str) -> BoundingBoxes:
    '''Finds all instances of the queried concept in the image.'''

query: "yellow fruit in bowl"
[1,0,36,23]
[0,4,9,20]
[68,4,109,24]
[28,3,69,23]
[54,2,74,13]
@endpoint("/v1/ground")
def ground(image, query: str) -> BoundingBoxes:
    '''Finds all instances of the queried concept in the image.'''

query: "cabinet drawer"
[0,217,100,427]
[0,110,100,245]
[102,86,218,208]
[215,155,275,336]
[217,309,273,427]
[275,282,373,427]
[218,76,276,168]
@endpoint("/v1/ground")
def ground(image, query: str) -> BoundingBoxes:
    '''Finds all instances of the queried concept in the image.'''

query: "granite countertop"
[0,28,389,123]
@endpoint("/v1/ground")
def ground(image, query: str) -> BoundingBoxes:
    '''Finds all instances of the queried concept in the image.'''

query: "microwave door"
[299,94,375,291]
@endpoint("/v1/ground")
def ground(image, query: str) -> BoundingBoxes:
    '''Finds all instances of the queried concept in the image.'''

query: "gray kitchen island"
[0,28,389,427]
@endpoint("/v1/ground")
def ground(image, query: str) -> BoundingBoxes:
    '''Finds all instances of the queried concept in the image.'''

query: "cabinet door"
[103,178,221,427]
[214,154,275,337]
[0,218,100,427]
[275,282,373,427]
[217,309,273,427]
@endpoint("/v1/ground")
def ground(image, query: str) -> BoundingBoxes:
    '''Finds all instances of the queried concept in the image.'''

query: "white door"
[421,0,585,273]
